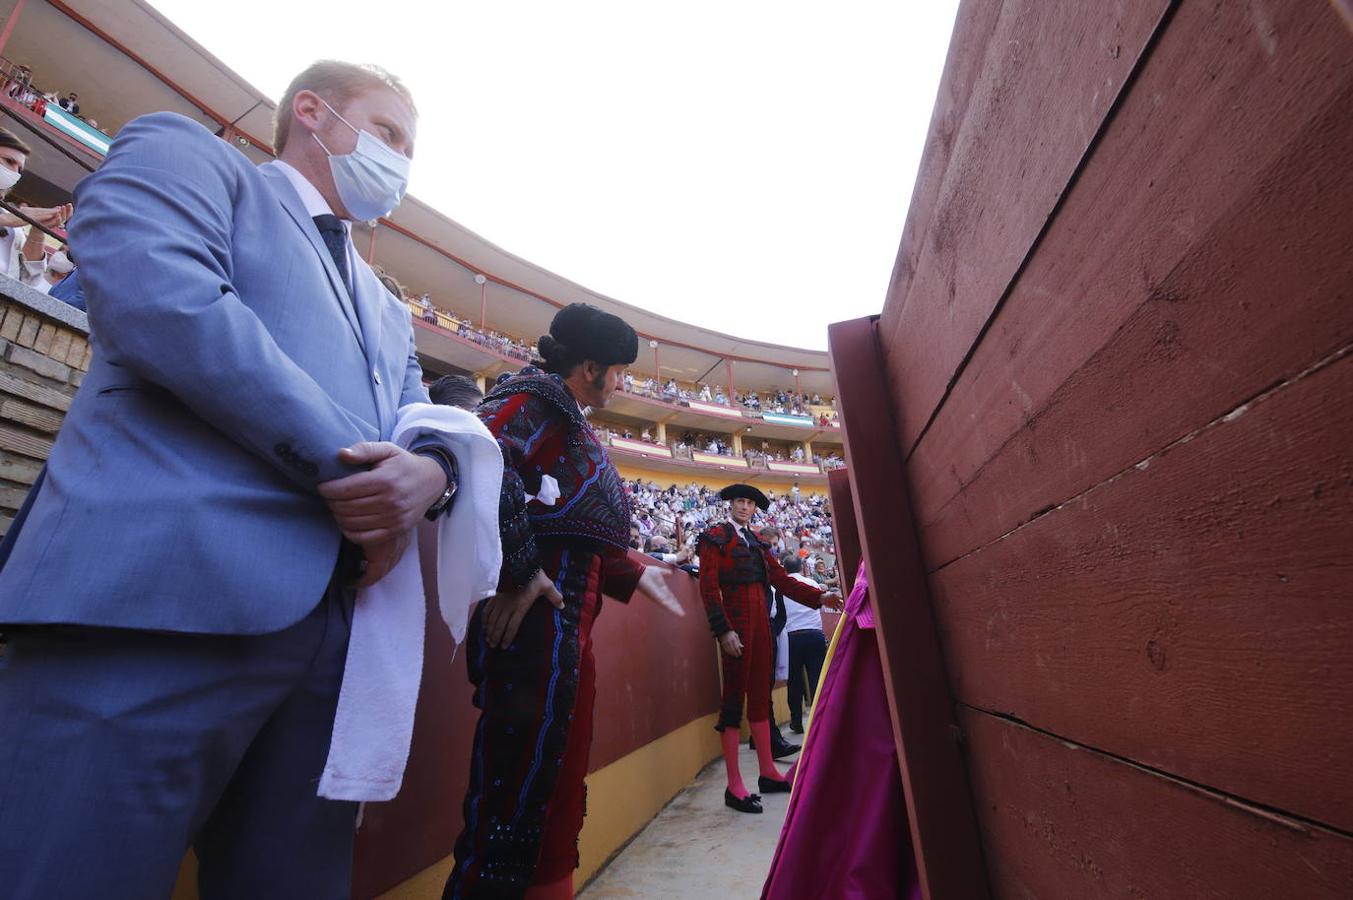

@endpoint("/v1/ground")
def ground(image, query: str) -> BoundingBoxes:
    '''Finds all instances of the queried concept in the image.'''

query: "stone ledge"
[0,273,88,333]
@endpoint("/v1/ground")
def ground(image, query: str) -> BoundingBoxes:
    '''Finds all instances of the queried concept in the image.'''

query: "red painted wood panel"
[826,468,860,592]
[876,0,1171,451]
[908,0,1353,568]
[885,0,1004,308]
[959,709,1353,900]
[931,350,1353,833]
[830,316,990,899]
[353,548,718,897]
[588,558,721,770]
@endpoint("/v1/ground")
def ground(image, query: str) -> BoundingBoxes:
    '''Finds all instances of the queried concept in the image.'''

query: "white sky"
[148,1,959,350]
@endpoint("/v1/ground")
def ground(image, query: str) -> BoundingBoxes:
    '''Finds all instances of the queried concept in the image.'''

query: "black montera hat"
[719,483,770,510]
[537,303,639,370]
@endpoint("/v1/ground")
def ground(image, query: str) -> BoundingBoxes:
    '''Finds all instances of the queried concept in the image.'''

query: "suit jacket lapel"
[260,167,366,354]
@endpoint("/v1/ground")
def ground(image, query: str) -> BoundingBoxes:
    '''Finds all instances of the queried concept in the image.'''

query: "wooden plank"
[885,0,1005,308]
[931,350,1353,833]
[0,424,52,460]
[826,468,860,592]
[1,398,63,434]
[959,709,1353,900]
[876,0,1172,451]
[909,0,1353,567]
[829,315,989,899]
[0,485,26,512]
[0,370,73,411]
[0,455,42,486]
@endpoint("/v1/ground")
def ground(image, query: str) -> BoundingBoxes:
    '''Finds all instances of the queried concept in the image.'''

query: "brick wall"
[0,276,89,536]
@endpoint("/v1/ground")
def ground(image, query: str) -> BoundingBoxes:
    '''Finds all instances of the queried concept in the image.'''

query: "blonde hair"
[273,60,417,152]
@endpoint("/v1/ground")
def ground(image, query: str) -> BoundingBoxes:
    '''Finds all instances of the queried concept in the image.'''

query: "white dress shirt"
[264,160,352,280]
[0,225,46,287]
[784,571,825,632]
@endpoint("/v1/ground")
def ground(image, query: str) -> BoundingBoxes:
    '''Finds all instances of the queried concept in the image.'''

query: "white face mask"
[0,165,21,194]
[311,99,411,222]
[49,250,74,274]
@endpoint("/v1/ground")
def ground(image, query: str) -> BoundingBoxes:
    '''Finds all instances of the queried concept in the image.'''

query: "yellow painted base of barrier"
[171,702,769,899]
[376,713,723,898]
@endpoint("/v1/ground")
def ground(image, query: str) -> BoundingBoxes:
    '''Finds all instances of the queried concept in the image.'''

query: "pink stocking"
[721,727,749,798]
[750,720,786,781]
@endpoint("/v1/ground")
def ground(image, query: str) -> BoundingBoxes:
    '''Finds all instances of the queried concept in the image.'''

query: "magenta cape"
[761,563,921,899]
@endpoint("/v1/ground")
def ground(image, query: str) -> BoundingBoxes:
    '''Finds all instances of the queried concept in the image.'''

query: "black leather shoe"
[789,721,804,734]
[758,775,792,794]
[771,734,801,758]
[725,789,764,813]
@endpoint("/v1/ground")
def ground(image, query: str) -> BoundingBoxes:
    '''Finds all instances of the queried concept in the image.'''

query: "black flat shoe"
[789,721,804,734]
[725,789,764,813]
[758,775,792,794]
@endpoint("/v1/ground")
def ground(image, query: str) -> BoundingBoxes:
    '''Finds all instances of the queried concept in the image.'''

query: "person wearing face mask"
[36,246,75,296]
[0,128,71,289]
[0,61,461,898]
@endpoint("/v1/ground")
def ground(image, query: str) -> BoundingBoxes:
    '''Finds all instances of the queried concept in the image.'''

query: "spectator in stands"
[375,270,405,301]
[813,559,839,589]
[36,246,74,295]
[5,65,31,101]
[428,373,483,409]
[58,92,80,115]
[647,534,692,565]
[0,61,456,897]
[49,258,85,311]
[0,129,71,289]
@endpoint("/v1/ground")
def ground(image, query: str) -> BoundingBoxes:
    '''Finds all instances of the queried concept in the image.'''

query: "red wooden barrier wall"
[838,0,1353,896]
[351,550,718,897]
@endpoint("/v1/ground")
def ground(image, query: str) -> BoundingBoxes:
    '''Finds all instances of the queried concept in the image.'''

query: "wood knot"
[1146,639,1167,672]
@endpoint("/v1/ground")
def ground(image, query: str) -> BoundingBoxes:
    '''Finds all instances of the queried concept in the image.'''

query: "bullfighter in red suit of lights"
[444,304,685,900]
[698,483,841,813]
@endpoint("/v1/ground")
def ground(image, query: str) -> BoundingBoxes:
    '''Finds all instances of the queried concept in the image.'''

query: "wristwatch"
[417,446,459,521]
[424,479,457,521]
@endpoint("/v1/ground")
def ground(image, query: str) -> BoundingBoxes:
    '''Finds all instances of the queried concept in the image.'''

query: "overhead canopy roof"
[2,0,838,396]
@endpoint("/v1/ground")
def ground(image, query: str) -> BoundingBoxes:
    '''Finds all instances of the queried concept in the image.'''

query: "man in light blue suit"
[0,61,461,898]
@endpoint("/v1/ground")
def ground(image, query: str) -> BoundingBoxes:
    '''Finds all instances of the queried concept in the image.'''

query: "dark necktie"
[312,214,354,299]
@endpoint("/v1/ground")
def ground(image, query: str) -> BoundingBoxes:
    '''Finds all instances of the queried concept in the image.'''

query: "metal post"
[367,223,377,264]
[478,277,488,329]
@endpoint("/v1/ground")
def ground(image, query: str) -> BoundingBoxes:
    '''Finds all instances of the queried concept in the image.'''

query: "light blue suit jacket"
[0,112,431,634]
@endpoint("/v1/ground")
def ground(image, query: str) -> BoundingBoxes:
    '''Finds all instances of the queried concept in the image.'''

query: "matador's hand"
[483,569,564,649]
[718,630,744,658]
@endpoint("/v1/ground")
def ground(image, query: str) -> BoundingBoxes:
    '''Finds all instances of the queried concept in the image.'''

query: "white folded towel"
[318,403,503,802]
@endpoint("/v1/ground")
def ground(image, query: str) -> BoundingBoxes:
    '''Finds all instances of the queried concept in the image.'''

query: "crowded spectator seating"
[626,478,838,578]
[1,58,106,138]
[393,279,843,426]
